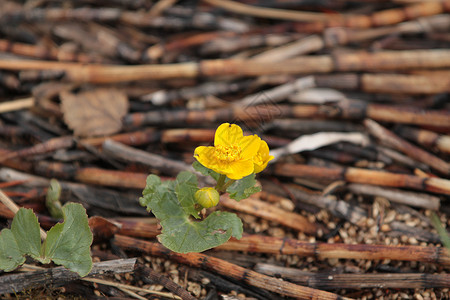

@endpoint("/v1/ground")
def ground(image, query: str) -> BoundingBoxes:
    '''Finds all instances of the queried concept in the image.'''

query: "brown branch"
[0,258,137,295]
[0,135,75,162]
[316,73,450,94]
[0,167,146,216]
[254,263,450,289]
[204,0,449,28]
[80,128,160,147]
[35,161,148,189]
[135,263,196,300]
[219,194,320,235]
[113,234,352,300]
[123,101,450,129]
[202,0,337,22]
[0,38,101,63]
[294,1,450,32]
[271,163,450,195]
[285,184,367,225]
[101,139,192,176]
[395,126,450,154]
[215,234,450,266]
[364,119,450,175]
[347,183,440,210]
[2,49,450,83]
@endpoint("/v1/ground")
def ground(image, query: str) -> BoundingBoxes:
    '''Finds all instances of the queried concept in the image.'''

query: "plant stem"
[215,174,227,192]
[221,179,236,191]
[215,174,236,193]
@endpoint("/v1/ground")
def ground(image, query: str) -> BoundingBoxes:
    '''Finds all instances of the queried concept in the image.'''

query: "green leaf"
[11,208,42,259]
[0,204,93,276]
[139,174,162,210]
[160,211,243,253]
[43,203,93,277]
[193,161,220,181]
[0,229,25,272]
[139,173,243,253]
[226,174,261,201]
[0,208,41,272]
[46,179,64,219]
[430,212,450,250]
[175,172,200,219]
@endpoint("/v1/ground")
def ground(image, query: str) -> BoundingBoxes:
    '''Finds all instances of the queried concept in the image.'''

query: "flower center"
[253,152,263,165]
[214,144,241,162]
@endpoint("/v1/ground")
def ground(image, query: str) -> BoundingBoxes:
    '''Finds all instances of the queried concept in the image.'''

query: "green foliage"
[175,172,201,219]
[140,162,261,253]
[226,174,261,201]
[0,203,93,277]
[0,208,41,271]
[11,208,42,260]
[43,203,93,276]
[430,212,450,250]
[140,172,243,253]
[193,161,220,181]
[193,161,260,200]
[46,179,64,219]
[0,226,27,272]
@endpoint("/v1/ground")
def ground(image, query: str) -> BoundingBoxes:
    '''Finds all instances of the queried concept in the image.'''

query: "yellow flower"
[194,123,261,180]
[253,140,274,173]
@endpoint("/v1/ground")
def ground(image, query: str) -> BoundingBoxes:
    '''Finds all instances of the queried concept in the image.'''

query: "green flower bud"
[195,187,220,208]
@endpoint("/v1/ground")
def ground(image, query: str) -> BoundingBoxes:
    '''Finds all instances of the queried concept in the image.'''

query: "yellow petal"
[214,123,243,147]
[225,159,254,180]
[253,140,274,173]
[194,146,220,170]
[239,134,261,159]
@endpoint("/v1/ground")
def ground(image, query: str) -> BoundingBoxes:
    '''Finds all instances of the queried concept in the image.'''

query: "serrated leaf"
[139,173,243,253]
[43,203,93,277]
[226,174,261,201]
[192,161,220,181]
[0,229,25,272]
[175,172,200,219]
[140,175,179,220]
[139,174,162,210]
[0,208,41,272]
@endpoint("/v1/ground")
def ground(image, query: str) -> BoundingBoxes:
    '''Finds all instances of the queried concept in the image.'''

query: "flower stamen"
[214,144,241,162]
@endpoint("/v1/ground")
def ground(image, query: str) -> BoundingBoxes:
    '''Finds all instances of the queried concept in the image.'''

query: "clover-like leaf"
[43,203,93,277]
[140,173,243,253]
[226,173,261,201]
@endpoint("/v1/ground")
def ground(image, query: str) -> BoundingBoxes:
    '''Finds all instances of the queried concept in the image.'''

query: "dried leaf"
[61,89,128,137]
